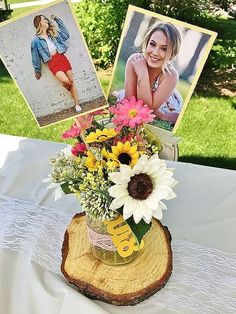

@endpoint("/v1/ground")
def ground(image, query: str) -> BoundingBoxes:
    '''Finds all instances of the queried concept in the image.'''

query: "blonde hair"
[141,22,181,73]
[33,15,58,37]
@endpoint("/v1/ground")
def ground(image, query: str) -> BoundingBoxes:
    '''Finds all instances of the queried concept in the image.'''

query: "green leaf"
[60,182,72,194]
[116,207,123,215]
[126,216,152,245]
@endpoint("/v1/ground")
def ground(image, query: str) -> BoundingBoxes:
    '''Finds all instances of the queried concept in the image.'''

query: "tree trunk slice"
[61,212,172,306]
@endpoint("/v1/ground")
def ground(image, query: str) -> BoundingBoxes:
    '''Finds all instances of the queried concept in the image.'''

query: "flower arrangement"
[46,97,177,247]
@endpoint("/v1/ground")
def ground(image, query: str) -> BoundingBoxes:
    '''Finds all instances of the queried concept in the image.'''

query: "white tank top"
[44,37,57,54]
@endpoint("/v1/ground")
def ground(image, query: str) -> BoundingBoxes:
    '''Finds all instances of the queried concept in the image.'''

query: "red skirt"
[47,53,72,76]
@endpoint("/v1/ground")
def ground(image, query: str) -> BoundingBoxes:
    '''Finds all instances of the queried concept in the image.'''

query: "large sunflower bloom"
[108,154,177,224]
[109,141,139,167]
[85,128,117,143]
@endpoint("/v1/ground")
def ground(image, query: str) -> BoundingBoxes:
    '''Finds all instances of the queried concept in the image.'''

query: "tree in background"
[0,0,12,22]
[76,0,150,69]
[76,0,229,69]
[150,0,215,21]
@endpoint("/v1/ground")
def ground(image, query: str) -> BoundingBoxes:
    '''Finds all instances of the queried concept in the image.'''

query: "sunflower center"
[128,173,153,200]
[128,109,138,117]
[118,153,132,165]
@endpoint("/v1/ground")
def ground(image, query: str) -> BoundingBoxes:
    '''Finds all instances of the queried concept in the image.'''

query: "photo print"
[108,5,217,133]
[0,0,107,127]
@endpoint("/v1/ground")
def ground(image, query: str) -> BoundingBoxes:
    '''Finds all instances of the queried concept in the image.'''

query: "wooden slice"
[61,212,172,306]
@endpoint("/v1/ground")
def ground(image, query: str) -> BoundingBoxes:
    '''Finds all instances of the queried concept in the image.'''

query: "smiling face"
[145,31,168,69]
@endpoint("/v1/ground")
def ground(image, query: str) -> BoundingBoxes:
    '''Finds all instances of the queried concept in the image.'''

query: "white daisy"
[108,154,177,224]
[43,177,64,201]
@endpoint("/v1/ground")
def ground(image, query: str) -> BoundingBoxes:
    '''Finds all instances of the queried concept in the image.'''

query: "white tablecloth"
[0,134,236,313]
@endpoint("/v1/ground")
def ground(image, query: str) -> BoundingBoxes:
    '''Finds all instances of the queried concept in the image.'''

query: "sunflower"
[99,148,116,171]
[85,151,105,171]
[85,128,117,143]
[108,154,177,224]
[109,141,139,167]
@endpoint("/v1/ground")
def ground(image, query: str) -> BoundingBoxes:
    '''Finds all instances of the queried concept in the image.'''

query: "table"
[0,134,236,313]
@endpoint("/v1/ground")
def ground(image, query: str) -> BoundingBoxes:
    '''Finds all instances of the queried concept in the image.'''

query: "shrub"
[0,9,12,22]
[150,0,216,23]
[75,0,225,69]
[76,0,150,69]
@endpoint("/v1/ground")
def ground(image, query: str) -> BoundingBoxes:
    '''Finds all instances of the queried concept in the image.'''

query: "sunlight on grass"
[0,66,73,142]
[176,96,236,168]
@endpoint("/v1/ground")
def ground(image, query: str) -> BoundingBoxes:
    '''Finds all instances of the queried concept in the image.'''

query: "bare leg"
[55,71,81,112]
[55,71,71,90]
[65,70,82,112]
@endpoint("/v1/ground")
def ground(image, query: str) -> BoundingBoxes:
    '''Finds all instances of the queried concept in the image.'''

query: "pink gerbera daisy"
[62,123,81,139]
[110,96,155,130]
[71,142,87,156]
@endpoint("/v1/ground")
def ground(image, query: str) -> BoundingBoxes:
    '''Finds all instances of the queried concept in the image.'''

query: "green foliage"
[212,0,232,11]
[150,0,216,23]
[61,182,73,194]
[75,0,150,69]
[0,9,12,22]
[75,0,229,70]
[197,18,236,70]
[176,95,236,170]
[126,216,152,244]
[116,206,152,244]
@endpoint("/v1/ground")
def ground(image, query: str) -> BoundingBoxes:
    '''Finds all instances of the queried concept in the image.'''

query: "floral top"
[151,74,182,114]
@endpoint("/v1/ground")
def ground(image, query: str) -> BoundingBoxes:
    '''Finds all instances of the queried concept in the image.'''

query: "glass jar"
[86,215,136,266]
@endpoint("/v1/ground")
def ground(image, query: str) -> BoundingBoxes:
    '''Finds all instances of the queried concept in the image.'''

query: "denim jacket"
[31,17,70,73]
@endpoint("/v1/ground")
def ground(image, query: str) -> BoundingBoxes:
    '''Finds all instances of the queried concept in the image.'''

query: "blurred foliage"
[212,0,232,11]
[75,0,234,69]
[150,0,216,22]
[194,18,236,70]
[76,0,150,69]
[0,9,12,22]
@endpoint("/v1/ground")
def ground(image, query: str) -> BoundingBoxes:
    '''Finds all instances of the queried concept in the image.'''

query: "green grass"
[0,8,235,170]
[176,96,236,169]
[8,0,35,4]
[0,62,73,142]
[9,6,40,18]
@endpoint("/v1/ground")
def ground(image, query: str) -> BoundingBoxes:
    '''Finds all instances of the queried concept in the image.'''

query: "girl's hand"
[35,72,41,80]
[131,53,148,77]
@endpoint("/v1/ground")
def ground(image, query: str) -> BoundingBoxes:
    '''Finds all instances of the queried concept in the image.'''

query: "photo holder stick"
[74,116,90,152]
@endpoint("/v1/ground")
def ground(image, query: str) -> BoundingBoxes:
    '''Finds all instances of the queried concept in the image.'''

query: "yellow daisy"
[85,128,117,143]
[109,141,139,167]
[85,151,105,171]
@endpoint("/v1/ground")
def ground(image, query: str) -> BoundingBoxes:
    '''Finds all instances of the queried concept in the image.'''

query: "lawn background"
[0,3,235,170]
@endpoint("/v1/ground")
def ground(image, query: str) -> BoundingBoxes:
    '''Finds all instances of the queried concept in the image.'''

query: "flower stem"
[74,117,90,151]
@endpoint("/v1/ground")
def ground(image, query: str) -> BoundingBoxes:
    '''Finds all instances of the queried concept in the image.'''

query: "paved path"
[10,0,81,9]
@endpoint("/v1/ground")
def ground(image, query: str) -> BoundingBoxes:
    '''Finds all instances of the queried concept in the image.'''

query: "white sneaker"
[75,105,82,113]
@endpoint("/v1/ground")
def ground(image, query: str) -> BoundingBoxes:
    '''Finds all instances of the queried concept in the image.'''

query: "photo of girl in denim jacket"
[31,15,82,113]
